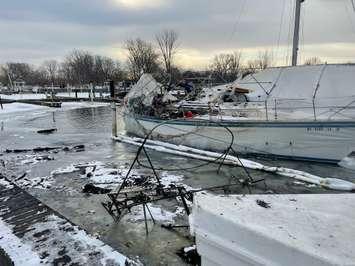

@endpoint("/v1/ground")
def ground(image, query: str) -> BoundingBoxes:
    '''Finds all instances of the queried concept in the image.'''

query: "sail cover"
[237,64,355,102]
[235,64,355,118]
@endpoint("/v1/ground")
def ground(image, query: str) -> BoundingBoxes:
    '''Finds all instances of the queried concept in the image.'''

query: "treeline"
[0,50,124,87]
[1,29,325,87]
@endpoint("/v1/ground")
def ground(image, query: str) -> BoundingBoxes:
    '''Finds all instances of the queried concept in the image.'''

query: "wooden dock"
[0,175,129,265]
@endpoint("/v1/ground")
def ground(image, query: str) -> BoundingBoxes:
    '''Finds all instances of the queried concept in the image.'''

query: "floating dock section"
[190,193,355,266]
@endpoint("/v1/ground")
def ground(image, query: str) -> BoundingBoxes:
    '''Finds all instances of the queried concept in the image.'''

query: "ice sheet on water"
[0,103,49,116]
[0,101,109,118]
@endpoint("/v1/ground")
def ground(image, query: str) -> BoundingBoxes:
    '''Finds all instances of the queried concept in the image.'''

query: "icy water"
[1,103,355,265]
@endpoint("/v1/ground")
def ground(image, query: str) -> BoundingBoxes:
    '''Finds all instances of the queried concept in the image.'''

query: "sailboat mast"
[291,0,304,66]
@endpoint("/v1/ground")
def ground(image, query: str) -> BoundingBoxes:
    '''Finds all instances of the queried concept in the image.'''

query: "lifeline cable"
[119,116,257,192]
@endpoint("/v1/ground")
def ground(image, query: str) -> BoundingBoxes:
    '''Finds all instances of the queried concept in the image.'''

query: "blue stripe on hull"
[125,114,354,164]
[133,115,355,129]
[244,153,339,164]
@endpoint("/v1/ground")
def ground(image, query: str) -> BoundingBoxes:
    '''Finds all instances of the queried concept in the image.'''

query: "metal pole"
[143,204,149,235]
[265,100,269,121]
[292,0,304,66]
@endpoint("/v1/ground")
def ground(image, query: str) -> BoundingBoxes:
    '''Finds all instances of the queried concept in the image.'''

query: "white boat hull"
[122,114,355,163]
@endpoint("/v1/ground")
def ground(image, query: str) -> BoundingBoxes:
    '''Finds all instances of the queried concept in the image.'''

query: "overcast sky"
[1,0,355,69]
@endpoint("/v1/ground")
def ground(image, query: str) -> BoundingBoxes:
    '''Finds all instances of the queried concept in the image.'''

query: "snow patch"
[124,204,176,223]
[51,164,80,175]
[338,156,355,171]
[0,177,14,189]
[0,219,42,266]
[23,214,128,265]
[0,103,49,116]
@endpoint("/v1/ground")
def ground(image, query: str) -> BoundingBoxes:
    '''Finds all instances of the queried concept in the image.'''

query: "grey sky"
[0,0,354,69]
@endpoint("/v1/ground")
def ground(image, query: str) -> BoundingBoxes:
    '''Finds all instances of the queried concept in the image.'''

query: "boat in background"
[119,0,355,166]
[121,66,355,164]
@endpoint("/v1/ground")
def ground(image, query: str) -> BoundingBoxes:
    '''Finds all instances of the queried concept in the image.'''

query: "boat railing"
[218,96,355,121]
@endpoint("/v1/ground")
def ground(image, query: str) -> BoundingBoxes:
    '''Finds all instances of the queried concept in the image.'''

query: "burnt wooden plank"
[5,199,41,212]
[0,179,128,265]
[0,188,24,200]
[0,192,28,206]
[10,211,50,229]
[1,205,45,220]
[3,208,50,224]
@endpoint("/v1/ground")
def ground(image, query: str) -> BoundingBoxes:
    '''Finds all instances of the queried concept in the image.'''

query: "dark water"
[1,104,354,189]
[1,103,354,265]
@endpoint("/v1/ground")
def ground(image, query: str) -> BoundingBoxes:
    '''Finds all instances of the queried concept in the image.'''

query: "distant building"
[13,80,26,92]
[14,80,25,87]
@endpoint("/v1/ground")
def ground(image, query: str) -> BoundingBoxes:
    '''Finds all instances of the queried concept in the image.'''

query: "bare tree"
[0,66,6,85]
[2,63,34,86]
[257,50,273,70]
[246,50,273,73]
[62,50,95,85]
[43,60,59,85]
[93,55,124,84]
[304,57,323,65]
[155,29,179,77]
[125,38,159,80]
[210,51,242,82]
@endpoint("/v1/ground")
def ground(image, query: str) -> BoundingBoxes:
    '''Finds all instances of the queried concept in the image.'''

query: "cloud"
[0,0,354,68]
[111,0,168,10]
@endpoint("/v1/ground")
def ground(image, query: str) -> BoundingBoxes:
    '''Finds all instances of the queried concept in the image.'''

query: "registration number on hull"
[306,127,340,132]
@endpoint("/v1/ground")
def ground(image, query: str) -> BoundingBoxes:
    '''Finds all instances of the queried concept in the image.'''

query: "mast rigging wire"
[300,2,306,64]
[228,0,248,44]
[344,0,355,38]
[276,0,287,64]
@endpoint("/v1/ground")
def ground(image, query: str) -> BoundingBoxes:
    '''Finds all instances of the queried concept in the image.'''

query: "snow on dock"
[190,192,355,266]
[0,176,130,265]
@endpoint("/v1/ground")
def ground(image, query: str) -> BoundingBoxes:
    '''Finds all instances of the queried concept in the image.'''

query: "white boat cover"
[237,64,355,104]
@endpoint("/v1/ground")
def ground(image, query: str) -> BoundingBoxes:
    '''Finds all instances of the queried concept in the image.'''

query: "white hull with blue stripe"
[122,114,355,164]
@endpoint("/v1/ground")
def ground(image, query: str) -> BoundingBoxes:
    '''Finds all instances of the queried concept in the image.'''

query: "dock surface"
[0,175,129,266]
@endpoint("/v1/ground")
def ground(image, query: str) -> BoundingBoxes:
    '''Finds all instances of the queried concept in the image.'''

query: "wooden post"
[143,204,149,235]
[109,80,115,99]
[112,102,118,137]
